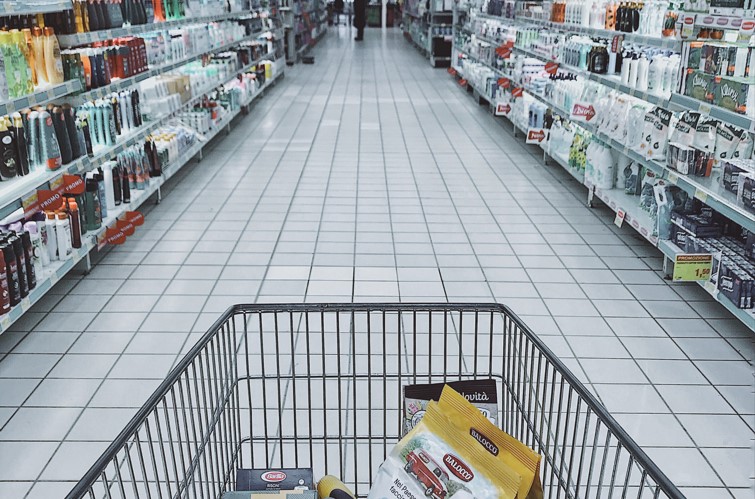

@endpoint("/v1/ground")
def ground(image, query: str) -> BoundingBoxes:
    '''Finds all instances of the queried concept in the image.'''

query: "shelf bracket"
[156,186,162,205]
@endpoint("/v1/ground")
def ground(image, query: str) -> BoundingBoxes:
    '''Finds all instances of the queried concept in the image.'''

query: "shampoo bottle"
[0,249,11,314]
[12,113,30,175]
[38,110,63,170]
[8,234,29,297]
[55,212,72,260]
[0,118,19,180]
[1,238,21,306]
[45,211,58,261]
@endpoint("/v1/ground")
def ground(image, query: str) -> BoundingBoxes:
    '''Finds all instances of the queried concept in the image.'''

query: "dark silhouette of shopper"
[334,0,344,24]
[353,0,366,41]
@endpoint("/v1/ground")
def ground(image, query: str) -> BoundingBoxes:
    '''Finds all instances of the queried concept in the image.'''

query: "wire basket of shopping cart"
[65,303,683,499]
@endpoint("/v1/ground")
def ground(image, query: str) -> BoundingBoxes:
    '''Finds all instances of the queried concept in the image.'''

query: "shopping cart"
[65,303,683,499]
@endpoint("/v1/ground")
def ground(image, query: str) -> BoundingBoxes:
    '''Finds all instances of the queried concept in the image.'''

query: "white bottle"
[55,212,72,261]
[621,51,632,84]
[628,54,640,88]
[636,53,650,91]
[102,161,117,213]
[34,220,50,267]
[45,212,58,261]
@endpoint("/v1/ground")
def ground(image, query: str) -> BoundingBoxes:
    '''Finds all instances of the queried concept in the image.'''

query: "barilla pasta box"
[236,469,314,491]
[223,491,318,499]
[403,379,498,436]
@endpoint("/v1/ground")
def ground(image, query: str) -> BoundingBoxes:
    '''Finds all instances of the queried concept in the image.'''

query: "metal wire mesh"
[65,303,683,499]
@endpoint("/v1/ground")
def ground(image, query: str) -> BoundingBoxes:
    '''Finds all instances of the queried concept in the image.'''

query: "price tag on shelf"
[614,208,626,228]
[694,188,708,203]
[667,172,678,185]
[698,102,712,115]
[740,19,755,36]
[673,253,713,282]
[526,128,547,144]
[703,280,718,295]
[570,101,597,122]
[681,14,696,38]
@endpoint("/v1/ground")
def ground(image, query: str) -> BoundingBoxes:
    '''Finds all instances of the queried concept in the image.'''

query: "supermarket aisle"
[0,27,753,498]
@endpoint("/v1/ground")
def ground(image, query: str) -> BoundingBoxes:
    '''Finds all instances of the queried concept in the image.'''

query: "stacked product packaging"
[222,382,543,499]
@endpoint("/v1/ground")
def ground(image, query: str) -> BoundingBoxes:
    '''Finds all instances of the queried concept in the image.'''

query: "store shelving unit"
[451,3,755,330]
[0,66,284,335]
[0,3,287,334]
[403,0,453,67]
[0,0,71,15]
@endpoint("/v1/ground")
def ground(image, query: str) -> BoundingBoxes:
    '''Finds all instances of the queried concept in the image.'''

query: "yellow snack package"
[367,400,521,499]
[437,386,543,499]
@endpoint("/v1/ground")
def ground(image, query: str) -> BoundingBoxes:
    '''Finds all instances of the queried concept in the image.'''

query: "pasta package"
[437,387,543,499]
[368,401,521,499]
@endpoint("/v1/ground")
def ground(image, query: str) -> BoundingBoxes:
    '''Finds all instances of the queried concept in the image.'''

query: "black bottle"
[112,164,122,205]
[20,231,36,290]
[62,105,81,160]
[87,0,101,31]
[120,163,130,203]
[11,114,29,176]
[0,237,21,306]
[8,234,28,298]
[51,106,73,165]
[0,118,19,181]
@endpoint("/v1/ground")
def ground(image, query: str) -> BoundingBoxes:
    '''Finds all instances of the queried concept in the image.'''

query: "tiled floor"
[0,27,753,498]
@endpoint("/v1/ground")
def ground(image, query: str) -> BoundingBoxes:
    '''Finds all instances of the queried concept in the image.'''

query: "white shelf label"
[614,209,626,228]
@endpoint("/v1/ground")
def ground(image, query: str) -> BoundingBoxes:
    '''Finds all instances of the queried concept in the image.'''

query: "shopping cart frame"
[65,303,684,499]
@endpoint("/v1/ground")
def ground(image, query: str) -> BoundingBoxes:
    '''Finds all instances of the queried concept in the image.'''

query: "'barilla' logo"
[443,454,474,482]
[470,428,499,456]
[261,471,287,483]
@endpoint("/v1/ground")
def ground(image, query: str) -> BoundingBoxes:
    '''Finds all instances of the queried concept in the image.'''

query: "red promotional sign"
[36,188,65,213]
[496,46,511,58]
[570,102,597,122]
[459,79,468,87]
[448,67,457,76]
[526,128,547,144]
[544,61,559,75]
[495,102,511,116]
[105,226,127,246]
[116,218,135,237]
[125,211,144,226]
[497,77,510,88]
[511,87,523,97]
[63,174,85,195]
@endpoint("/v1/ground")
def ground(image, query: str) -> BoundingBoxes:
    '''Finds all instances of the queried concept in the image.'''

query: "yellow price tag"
[694,188,708,203]
[673,253,713,282]
[668,172,678,185]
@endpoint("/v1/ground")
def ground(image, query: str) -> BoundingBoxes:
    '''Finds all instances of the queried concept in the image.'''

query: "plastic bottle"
[51,106,73,164]
[0,238,21,306]
[95,168,108,218]
[43,27,64,84]
[67,199,83,248]
[12,113,30,176]
[38,110,63,170]
[11,30,34,94]
[31,27,48,86]
[0,38,9,101]
[8,234,28,297]
[25,221,47,274]
[19,230,36,290]
[0,118,19,180]
[62,104,81,160]
[636,52,649,91]
[84,177,102,230]
[0,248,11,314]
[56,212,72,260]
[0,31,25,98]
[45,211,58,261]
[627,52,639,88]
[25,110,40,170]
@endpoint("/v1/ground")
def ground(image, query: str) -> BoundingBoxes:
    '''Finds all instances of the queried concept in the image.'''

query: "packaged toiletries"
[56,212,73,260]
[0,249,10,314]
[45,211,58,261]
[712,77,753,115]
[403,379,498,436]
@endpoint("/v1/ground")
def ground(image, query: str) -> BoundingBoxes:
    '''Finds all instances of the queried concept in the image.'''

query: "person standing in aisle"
[353,0,366,41]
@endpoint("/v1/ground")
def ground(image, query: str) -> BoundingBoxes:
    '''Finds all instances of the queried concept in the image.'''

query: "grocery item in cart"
[236,468,315,491]
[368,399,521,499]
[438,387,543,499]
[403,379,498,436]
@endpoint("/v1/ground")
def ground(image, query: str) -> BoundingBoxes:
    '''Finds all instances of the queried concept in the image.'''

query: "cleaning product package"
[403,379,498,436]
[437,387,543,499]
[368,400,521,499]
